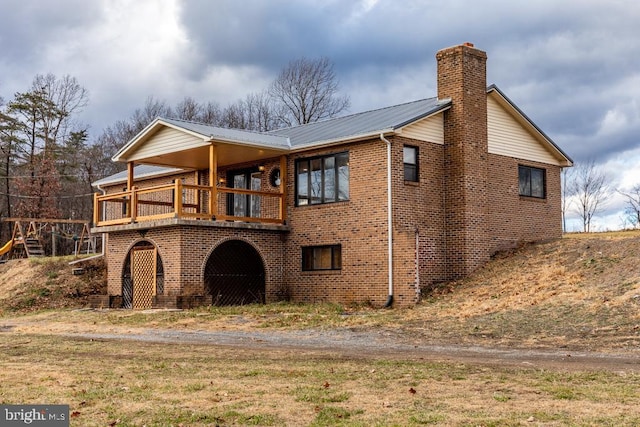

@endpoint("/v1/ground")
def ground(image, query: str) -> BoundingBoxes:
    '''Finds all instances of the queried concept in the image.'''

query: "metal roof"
[269,97,450,147]
[160,117,291,149]
[93,164,186,188]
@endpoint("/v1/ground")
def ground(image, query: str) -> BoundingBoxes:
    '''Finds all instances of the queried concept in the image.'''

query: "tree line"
[0,57,350,239]
[1,55,638,237]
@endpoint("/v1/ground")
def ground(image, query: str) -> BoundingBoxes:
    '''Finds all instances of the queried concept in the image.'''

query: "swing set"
[0,218,95,260]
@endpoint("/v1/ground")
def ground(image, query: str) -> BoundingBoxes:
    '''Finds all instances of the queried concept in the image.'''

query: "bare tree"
[34,73,89,154]
[618,184,640,229]
[269,56,350,127]
[198,101,223,125]
[243,91,279,132]
[571,160,613,232]
[220,91,279,132]
[131,96,172,132]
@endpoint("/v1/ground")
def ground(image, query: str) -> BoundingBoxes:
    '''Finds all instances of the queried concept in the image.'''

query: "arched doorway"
[204,240,266,305]
[122,241,164,309]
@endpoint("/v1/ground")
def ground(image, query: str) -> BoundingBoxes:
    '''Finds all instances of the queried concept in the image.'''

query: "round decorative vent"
[269,167,281,187]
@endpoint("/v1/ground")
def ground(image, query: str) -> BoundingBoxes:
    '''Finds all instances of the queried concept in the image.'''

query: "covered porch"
[93,118,290,228]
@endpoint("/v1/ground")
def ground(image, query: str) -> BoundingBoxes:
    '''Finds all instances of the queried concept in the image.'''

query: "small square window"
[403,146,418,182]
[518,165,546,198]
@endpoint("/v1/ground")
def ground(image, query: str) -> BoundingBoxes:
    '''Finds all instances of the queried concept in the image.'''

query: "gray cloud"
[0,0,638,171]
[0,0,101,66]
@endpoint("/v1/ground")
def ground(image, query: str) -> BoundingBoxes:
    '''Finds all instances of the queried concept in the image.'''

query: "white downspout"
[380,134,393,308]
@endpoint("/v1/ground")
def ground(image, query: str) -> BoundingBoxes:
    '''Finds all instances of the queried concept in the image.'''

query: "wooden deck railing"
[94,180,285,226]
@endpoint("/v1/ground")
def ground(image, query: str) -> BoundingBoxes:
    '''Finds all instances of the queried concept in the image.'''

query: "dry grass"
[0,257,106,314]
[1,231,640,425]
[2,232,640,352]
[1,333,639,426]
[406,231,640,351]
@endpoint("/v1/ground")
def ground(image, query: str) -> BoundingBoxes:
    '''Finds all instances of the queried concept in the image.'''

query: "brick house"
[91,43,572,309]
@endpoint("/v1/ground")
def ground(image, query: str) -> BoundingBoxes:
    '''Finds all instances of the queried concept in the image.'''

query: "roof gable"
[112,118,291,163]
[125,125,210,162]
[487,85,573,167]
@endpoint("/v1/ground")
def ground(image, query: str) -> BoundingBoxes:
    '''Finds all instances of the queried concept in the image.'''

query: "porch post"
[127,161,134,191]
[279,155,287,223]
[127,161,135,218]
[93,193,99,225]
[174,179,183,217]
[210,144,217,218]
[193,171,201,213]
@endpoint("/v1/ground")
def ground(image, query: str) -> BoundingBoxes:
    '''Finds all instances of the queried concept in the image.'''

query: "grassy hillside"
[406,230,640,350]
[0,256,106,313]
[0,231,639,351]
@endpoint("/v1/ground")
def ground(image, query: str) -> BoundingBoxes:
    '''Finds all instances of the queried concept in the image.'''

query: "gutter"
[380,134,394,308]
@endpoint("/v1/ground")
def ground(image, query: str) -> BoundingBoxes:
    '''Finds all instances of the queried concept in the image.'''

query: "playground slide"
[0,239,13,256]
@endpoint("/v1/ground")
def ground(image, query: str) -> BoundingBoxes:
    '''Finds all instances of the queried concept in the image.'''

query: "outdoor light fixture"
[258,165,266,172]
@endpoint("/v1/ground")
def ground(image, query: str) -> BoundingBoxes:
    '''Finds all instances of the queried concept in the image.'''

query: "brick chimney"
[436,42,489,279]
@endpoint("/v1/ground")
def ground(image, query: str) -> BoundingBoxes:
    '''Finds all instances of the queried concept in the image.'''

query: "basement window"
[518,165,546,199]
[302,245,342,271]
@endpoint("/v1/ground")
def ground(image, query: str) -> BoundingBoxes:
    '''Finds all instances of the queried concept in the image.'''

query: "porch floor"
[91,217,290,234]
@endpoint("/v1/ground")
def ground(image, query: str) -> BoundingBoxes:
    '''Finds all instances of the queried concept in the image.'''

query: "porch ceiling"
[133,143,286,169]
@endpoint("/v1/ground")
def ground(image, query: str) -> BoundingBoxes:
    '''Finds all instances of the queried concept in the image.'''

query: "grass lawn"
[1,331,639,426]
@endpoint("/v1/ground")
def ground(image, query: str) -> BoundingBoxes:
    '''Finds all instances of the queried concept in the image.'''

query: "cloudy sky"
[1,0,639,230]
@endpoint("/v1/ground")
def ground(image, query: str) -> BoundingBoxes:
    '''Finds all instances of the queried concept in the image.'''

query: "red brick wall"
[390,136,447,296]
[283,139,394,306]
[102,143,564,307]
[105,225,285,303]
[487,155,563,252]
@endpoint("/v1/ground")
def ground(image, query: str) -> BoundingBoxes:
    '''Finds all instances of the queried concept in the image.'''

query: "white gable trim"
[126,126,210,162]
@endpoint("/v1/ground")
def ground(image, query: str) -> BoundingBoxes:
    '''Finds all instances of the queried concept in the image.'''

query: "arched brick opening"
[121,240,164,309]
[204,239,266,305]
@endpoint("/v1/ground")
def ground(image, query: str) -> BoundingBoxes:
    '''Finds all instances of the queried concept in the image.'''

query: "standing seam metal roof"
[268,97,448,146]
[159,117,291,148]
[149,97,449,150]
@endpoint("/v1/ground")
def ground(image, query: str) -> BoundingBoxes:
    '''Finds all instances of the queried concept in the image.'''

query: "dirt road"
[2,316,638,373]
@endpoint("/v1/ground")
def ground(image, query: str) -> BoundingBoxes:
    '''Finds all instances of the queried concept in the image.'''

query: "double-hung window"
[296,152,349,205]
[518,165,546,198]
[403,145,419,182]
[302,245,342,271]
